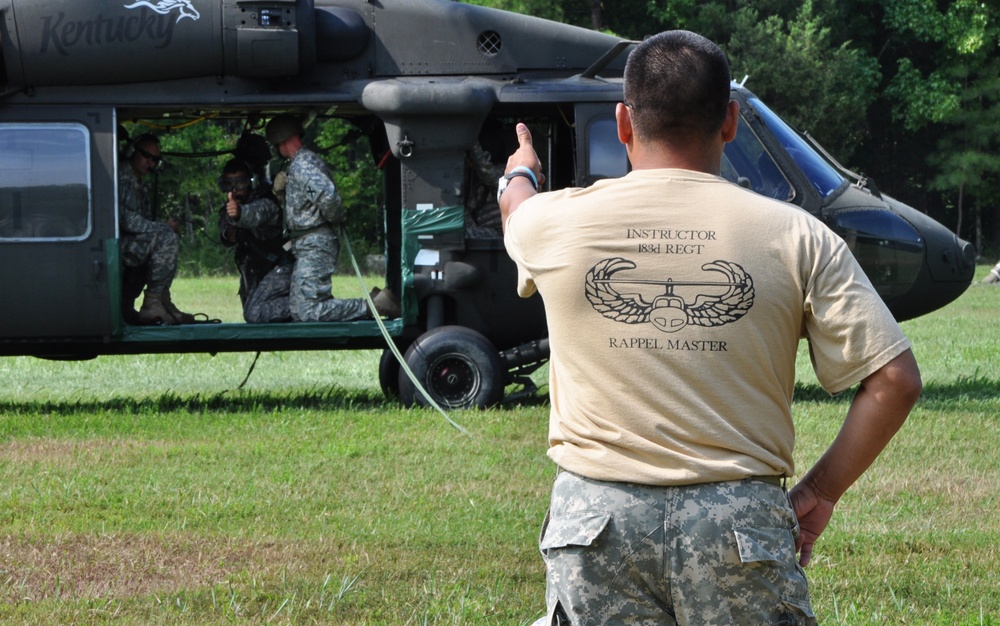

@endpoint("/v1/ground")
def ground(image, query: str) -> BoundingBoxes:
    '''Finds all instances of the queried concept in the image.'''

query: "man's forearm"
[800,348,922,502]
[499,177,537,232]
[500,123,544,232]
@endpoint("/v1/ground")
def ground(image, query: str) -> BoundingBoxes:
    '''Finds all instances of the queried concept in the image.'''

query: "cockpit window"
[829,208,923,299]
[0,124,92,241]
[722,116,793,201]
[749,97,845,199]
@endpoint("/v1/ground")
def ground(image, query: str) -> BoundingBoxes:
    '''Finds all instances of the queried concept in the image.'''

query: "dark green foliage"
[313,117,387,263]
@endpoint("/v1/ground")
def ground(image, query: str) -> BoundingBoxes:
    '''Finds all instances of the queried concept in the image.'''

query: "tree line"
[472,0,1000,259]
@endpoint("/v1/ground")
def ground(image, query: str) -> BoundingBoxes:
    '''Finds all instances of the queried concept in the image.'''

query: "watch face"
[496,175,508,204]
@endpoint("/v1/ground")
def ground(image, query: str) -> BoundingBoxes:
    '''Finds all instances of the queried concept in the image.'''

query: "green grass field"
[1,271,999,625]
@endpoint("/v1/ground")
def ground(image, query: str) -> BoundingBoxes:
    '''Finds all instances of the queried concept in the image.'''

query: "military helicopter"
[0,0,975,409]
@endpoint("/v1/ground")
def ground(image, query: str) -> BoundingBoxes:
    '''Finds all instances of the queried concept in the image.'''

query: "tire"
[378,346,402,400]
[398,326,505,409]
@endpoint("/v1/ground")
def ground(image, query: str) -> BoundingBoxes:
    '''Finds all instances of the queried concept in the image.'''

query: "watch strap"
[503,170,537,190]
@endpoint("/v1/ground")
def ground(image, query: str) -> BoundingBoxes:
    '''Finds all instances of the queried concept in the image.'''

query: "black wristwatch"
[497,169,539,203]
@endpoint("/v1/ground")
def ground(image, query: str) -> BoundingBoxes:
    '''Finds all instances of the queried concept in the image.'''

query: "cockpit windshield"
[749,97,846,199]
[721,115,794,201]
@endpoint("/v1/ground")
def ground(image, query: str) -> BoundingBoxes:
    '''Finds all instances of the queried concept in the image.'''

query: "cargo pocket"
[539,510,612,556]
[777,596,818,625]
[530,602,572,626]
[734,526,816,624]
[733,526,793,564]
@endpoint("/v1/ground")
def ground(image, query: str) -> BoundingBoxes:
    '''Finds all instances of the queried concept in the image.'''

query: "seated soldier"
[119,133,196,325]
[218,159,294,323]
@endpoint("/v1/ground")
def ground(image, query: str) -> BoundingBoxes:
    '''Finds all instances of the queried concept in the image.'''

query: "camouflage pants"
[121,223,179,293]
[244,263,292,323]
[538,471,817,626]
[289,231,368,322]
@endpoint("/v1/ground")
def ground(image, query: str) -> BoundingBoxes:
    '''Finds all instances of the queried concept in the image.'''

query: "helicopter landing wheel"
[398,326,505,410]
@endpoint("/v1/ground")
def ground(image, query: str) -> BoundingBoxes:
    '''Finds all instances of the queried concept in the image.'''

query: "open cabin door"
[0,106,116,341]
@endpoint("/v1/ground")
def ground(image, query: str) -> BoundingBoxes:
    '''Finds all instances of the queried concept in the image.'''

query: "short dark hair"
[222,158,252,176]
[133,133,159,151]
[623,31,731,143]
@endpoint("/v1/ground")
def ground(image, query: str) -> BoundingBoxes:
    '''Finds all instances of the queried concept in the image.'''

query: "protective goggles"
[135,146,162,165]
[217,176,252,193]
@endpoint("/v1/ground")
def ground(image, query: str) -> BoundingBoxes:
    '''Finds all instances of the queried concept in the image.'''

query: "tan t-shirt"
[505,169,910,485]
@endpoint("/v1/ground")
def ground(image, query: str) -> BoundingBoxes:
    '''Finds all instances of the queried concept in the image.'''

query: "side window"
[0,124,91,241]
[587,115,628,180]
[722,116,793,202]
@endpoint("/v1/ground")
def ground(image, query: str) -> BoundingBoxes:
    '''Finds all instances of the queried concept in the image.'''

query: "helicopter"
[0,0,976,409]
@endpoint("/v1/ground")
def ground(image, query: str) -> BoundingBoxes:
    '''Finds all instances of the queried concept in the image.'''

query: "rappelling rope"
[341,228,471,435]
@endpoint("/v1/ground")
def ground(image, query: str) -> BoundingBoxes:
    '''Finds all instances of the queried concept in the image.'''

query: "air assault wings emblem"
[584,257,755,333]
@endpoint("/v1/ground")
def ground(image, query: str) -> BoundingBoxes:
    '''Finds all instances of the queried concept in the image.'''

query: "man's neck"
[627,139,722,176]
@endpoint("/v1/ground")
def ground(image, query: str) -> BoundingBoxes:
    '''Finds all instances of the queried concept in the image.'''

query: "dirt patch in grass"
[0,438,160,469]
[0,533,326,602]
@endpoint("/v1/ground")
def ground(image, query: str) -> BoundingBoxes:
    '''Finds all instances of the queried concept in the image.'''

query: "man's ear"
[616,102,633,146]
[722,100,740,143]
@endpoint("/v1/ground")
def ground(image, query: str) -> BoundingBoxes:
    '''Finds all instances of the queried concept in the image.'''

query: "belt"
[752,475,786,487]
[556,467,787,489]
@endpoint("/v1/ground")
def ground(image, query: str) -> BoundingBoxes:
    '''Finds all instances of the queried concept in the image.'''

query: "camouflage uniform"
[118,164,178,293]
[538,471,817,626]
[464,143,504,238]
[243,263,293,323]
[983,260,1000,284]
[282,147,367,322]
[218,186,293,323]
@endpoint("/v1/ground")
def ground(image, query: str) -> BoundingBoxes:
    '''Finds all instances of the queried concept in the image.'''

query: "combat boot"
[162,289,196,324]
[122,301,140,325]
[137,290,176,325]
[369,287,402,318]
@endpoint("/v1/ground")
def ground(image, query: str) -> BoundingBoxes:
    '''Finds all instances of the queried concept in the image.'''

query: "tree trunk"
[974,198,982,256]
[591,0,603,31]
[183,193,194,239]
[956,182,964,239]
[204,193,215,240]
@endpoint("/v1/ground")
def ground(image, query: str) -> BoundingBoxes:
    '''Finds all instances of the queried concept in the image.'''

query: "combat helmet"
[265,115,303,145]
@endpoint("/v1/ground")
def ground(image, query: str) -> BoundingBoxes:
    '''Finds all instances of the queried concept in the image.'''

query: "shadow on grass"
[919,374,1000,404]
[0,385,552,416]
[0,387,393,417]
[2,375,995,417]
[794,374,1000,405]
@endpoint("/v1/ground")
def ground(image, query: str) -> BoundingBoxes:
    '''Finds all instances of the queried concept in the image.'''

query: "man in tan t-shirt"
[501,30,921,625]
